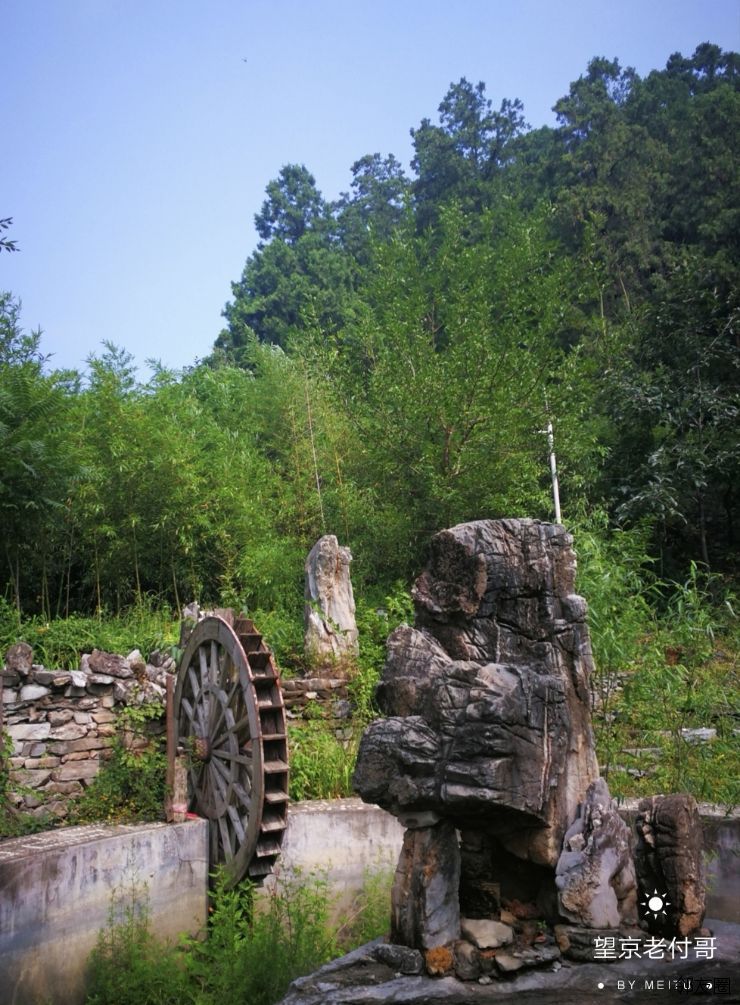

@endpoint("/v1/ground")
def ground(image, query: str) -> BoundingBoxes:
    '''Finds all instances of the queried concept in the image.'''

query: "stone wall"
[2,637,354,823]
[282,674,354,741]
[2,642,173,823]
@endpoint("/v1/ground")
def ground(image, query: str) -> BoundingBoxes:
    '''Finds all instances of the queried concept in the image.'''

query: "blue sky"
[3,0,739,377]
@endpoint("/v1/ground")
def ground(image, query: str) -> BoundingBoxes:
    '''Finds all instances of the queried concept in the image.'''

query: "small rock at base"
[460,917,513,949]
[424,945,454,975]
[372,944,424,975]
[453,939,481,981]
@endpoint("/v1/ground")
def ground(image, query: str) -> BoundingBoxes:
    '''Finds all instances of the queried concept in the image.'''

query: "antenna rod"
[547,419,562,524]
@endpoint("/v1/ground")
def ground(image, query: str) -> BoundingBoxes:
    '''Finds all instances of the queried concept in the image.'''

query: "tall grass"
[0,596,178,669]
[575,516,739,808]
[84,864,390,1005]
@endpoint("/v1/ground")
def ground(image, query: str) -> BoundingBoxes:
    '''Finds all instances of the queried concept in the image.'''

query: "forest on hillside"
[1,43,738,624]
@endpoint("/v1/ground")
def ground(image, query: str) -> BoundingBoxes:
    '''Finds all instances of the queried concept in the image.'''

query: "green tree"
[410,78,527,228]
[308,202,599,578]
[254,164,326,245]
[216,166,358,357]
[0,297,72,613]
[334,153,409,264]
[602,258,739,573]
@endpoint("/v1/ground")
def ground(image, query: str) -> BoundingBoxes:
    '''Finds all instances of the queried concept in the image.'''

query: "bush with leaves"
[69,700,167,826]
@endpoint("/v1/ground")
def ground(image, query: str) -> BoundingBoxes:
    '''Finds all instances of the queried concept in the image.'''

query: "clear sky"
[3,0,739,377]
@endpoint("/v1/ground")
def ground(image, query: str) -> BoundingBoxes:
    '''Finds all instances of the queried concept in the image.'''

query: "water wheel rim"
[174,616,266,885]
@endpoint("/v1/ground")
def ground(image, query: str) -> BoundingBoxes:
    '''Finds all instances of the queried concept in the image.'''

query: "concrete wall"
[272,799,739,925]
[264,798,405,917]
[0,819,208,1005]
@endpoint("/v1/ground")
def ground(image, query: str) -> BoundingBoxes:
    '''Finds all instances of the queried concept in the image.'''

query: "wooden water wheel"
[174,614,289,886]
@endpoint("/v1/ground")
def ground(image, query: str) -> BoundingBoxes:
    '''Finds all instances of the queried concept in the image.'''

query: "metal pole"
[547,419,562,524]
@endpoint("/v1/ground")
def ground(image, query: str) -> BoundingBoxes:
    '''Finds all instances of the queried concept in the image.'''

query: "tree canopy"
[1,43,738,618]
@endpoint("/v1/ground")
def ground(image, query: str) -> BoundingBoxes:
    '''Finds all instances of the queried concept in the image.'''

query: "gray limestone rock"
[5,642,33,675]
[553,924,621,962]
[634,793,705,937]
[453,939,481,980]
[555,778,638,929]
[391,821,461,950]
[354,519,599,868]
[274,922,740,1004]
[494,944,561,974]
[460,917,513,949]
[304,535,359,663]
[372,943,424,975]
[88,649,133,679]
[352,716,440,816]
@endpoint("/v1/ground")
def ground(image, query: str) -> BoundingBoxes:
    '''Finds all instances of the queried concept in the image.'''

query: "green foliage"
[85,866,343,1005]
[351,585,413,723]
[186,868,338,1005]
[579,523,739,808]
[337,863,394,948]
[69,698,167,825]
[288,714,357,802]
[86,872,188,1005]
[0,602,178,670]
[1,41,738,815]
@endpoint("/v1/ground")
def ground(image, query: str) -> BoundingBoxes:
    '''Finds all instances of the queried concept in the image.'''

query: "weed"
[577,521,740,809]
[85,865,344,1005]
[68,696,167,825]
[288,712,358,801]
[85,871,189,1005]
[337,862,394,948]
[0,600,178,671]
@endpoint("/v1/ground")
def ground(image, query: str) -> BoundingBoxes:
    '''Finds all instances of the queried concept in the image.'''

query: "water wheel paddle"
[174,614,288,886]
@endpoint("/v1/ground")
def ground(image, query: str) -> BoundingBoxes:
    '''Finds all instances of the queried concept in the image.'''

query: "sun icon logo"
[640,888,671,919]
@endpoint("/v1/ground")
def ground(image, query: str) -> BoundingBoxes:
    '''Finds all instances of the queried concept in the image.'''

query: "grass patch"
[0,597,178,670]
[84,864,386,1005]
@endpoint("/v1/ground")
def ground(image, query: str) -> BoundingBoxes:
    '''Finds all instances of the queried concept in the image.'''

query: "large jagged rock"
[354,519,599,867]
[304,535,359,664]
[633,794,705,937]
[555,777,638,929]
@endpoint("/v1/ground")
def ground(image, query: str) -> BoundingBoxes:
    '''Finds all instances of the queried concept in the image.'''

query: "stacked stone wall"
[281,674,354,741]
[2,639,357,823]
[1,643,172,823]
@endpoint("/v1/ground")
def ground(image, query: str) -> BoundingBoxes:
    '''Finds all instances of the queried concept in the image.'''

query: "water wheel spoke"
[211,721,241,753]
[210,822,219,863]
[212,748,250,766]
[209,640,220,686]
[210,752,236,786]
[218,813,235,859]
[227,805,246,843]
[233,779,252,804]
[208,690,229,739]
[180,696,197,726]
[231,712,251,735]
[209,761,231,801]
[187,666,201,702]
[198,647,209,690]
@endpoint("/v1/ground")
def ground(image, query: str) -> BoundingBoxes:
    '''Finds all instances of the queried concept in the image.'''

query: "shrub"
[69,700,167,825]
[0,600,178,671]
[337,863,394,948]
[287,713,358,801]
